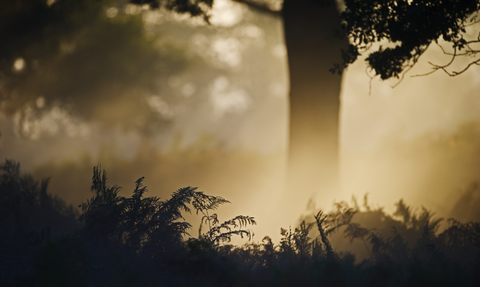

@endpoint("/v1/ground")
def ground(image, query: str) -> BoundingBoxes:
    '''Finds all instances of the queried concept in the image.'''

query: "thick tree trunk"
[282,0,347,211]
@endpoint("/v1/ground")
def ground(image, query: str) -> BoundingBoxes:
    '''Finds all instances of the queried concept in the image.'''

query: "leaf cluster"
[340,0,480,79]
[78,164,256,256]
[276,202,357,260]
[0,159,79,240]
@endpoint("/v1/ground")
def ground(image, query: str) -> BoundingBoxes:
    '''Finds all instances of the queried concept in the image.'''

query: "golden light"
[13,58,25,72]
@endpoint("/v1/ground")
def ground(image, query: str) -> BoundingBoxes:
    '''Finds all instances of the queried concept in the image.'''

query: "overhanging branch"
[231,0,282,16]
[412,44,480,77]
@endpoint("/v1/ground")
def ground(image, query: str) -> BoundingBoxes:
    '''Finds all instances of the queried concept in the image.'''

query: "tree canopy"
[339,0,480,80]
[183,0,480,81]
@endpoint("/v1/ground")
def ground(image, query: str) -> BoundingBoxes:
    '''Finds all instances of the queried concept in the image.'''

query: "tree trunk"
[282,0,347,211]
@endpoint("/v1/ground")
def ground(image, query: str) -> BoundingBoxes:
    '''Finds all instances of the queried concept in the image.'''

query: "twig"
[390,44,429,87]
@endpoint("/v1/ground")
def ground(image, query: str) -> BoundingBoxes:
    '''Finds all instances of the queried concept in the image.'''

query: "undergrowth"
[1,159,479,286]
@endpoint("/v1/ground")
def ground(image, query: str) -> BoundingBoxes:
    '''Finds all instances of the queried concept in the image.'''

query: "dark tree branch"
[390,44,429,88]
[341,0,480,81]
[412,45,457,77]
[231,0,281,16]
[445,58,480,76]
[412,44,480,78]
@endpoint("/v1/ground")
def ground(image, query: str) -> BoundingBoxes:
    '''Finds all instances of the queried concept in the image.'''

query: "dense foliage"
[1,159,479,286]
[339,0,480,79]
[0,160,79,285]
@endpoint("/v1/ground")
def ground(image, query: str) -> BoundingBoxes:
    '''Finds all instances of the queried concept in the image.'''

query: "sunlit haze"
[2,0,480,243]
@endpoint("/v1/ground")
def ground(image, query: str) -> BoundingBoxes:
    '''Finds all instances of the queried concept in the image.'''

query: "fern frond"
[211,229,254,244]
[314,211,333,258]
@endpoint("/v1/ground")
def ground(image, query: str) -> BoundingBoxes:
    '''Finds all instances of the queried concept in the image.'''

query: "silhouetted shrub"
[2,160,480,286]
[0,160,79,285]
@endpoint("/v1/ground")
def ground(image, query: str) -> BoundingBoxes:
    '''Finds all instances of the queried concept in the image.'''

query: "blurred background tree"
[0,0,188,137]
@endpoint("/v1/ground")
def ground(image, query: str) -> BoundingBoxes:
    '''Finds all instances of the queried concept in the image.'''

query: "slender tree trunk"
[282,0,347,211]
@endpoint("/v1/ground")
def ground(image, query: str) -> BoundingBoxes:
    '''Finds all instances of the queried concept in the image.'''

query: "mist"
[1,0,480,243]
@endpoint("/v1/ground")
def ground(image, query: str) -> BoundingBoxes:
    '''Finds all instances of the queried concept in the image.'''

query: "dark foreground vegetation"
[1,160,480,287]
